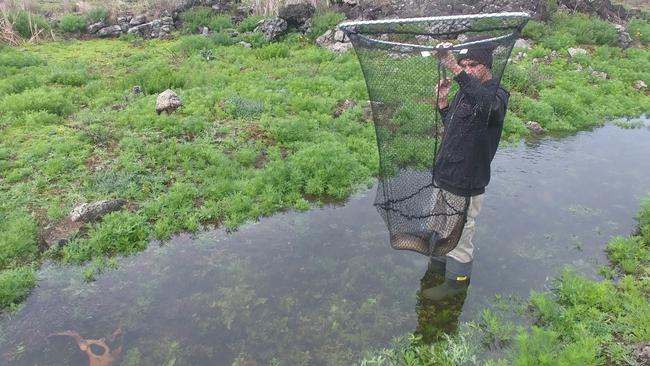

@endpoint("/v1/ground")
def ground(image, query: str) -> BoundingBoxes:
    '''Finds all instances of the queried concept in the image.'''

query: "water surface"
[1,118,650,365]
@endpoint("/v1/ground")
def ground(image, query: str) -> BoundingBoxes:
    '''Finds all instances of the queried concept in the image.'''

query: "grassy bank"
[0,11,649,312]
[360,197,650,365]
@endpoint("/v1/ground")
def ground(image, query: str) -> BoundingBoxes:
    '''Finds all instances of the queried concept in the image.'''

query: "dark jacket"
[435,71,509,197]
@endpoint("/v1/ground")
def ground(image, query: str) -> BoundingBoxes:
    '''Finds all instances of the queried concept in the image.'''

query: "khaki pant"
[446,194,484,264]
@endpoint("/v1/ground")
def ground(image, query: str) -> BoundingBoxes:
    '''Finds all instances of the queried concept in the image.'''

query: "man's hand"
[435,42,462,75]
[436,78,451,109]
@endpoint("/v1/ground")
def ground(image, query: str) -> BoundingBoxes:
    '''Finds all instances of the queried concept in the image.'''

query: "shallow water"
[1,118,650,365]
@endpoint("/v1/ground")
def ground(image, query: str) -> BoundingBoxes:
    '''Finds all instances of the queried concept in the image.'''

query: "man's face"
[459,58,491,82]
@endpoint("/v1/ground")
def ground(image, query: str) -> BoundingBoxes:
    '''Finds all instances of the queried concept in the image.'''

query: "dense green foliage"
[628,17,650,44]
[180,7,233,34]
[309,10,346,41]
[5,10,50,39]
[57,14,87,33]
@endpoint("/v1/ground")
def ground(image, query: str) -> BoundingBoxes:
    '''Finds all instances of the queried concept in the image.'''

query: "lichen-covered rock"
[634,80,648,91]
[97,25,122,38]
[256,18,288,41]
[130,15,147,26]
[156,89,183,115]
[567,47,588,58]
[87,21,105,34]
[70,200,126,223]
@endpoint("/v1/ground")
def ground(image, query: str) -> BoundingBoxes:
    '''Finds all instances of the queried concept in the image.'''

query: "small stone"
[634,80,647,91]
[567,47,588,58]
[526,121,545,134]
[514,38,532,49]
[238,41,252,48]
[132,85,143,94]
[591,71,608,79]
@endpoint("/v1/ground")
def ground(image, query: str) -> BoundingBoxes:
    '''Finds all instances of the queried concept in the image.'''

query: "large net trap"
[340,13,529,256]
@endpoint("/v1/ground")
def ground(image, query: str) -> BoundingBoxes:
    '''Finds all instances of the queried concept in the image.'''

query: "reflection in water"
[1,119,650,365]
[416,261,468,343]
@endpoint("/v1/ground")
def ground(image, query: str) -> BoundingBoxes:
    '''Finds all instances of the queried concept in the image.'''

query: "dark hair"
[457,37,495,69]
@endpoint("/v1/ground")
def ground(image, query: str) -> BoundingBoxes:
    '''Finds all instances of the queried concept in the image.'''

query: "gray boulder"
[97,25,122,38]
[278,2,315,29]
[156,89,183,115]
[70,200,126,223]
[634,80,648,91]
[257,18,288,41]
[130,15,147,26]
[567,47,588,58]
[87,21,105,34]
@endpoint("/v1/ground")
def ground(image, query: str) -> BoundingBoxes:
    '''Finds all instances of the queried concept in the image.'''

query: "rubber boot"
[421,277,469,301]
[422,257,472,301]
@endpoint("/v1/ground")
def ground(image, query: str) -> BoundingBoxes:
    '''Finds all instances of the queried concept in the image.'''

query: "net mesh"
[340,13,529,256]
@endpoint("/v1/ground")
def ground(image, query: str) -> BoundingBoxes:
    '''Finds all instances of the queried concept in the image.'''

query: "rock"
[316,29,352,53]
[330,42,353,53]
[298,18,312,34]
[342,0,359,5]
[87,21,105,34]
[633,343,650,366]
[117,16,131,32]
[156,89,183,115]
[334,29,347,42]
[40,218,84,249]
[591,71,608,79]
[618,31,633,47]
[132,85,143,95]
[97,25,122,38]
[334,99,357,117]
[514,38,532,49]
[70,200,126,223]
[316,30,333,47]
[256,17,288,41]
[567,47,588,58]
[526,121,545,134]
[634,80,647,91]
[130,15,147,26]
[278,2,315,28]
[201,26,209,36]
[238,41,252,48]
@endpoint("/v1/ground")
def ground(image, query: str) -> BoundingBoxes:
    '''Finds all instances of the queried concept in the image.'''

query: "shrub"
[521,20,546,41]
[58,14,87,33]
[7,10,50,39]
[86,7,110,24]
[237,15,264,33]
[181,7,232,34]
[309,10,345,41]
[63,211,149,264]
[0,87,75,116]
[628,18,650,44]
[256,43,290,60]
[0,211,38,271]
[49,62,94,86]
[174,35,214,56]
[541,32,576,50]
[127,60,186,94]
[0,51,45,69]
[211,31,237,46]
[240,31,268,48]
[0,266,36,309]
[553,13,618,46]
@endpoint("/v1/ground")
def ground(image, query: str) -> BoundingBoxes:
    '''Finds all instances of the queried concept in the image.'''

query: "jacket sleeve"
[454,71,508,125]
[438,105,449,123]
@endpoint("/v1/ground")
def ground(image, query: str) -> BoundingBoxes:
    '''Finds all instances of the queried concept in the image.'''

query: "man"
[422,43,510,300]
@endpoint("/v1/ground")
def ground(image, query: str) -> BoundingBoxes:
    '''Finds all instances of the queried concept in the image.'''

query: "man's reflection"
[415,259,469,343]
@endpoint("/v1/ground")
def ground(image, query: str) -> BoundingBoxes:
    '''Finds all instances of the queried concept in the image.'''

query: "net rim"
[338,12,530,32]
[352,33,517,52]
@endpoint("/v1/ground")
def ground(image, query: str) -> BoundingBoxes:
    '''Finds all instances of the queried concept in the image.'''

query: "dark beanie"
[457,46,493,69]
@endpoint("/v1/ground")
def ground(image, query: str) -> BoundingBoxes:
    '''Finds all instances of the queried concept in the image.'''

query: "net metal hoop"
[342,12,530,256]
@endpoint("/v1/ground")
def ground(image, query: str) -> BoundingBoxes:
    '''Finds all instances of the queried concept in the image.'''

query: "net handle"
[339,12,530,32]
